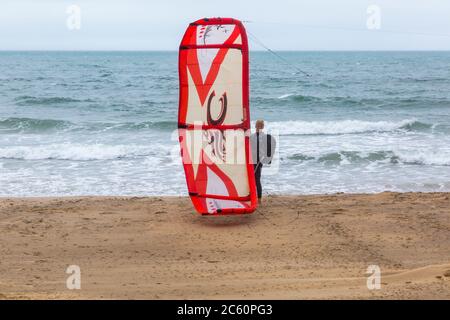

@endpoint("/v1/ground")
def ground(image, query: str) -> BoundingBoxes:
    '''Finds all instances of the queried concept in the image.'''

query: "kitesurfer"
[250,120,276,204]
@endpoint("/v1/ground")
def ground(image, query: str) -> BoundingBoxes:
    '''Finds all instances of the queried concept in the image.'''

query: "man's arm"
[266,134,276,165]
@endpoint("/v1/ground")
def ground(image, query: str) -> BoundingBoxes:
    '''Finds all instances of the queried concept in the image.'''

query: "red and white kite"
[178,18,257,215]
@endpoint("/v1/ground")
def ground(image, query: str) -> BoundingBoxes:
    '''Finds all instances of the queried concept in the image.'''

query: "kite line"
[244,26,312,77]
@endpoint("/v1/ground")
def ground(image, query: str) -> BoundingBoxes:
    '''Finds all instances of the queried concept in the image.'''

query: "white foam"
[395,150,450,166]
[0,143,153,161]
[263,119,418,135]
[277,93,295,99]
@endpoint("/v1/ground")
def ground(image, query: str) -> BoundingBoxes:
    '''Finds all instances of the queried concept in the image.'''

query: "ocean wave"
[394,76,450,83]
[287,150,450,166]
[72,121,177,132]
[0,117,72,132]
[276,94,377,104]
[265,119,427,135]
[0,117,177,133]
[14,95,93,106]
[277,94,323,102]
[0,143,154,161]
[393,151,450,166]
[1,116,437,136]
[288,151,395,163]
[117,121,176,131]
[258,93,450,108]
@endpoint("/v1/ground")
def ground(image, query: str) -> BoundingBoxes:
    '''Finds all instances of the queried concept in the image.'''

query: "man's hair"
[255,119,264,128]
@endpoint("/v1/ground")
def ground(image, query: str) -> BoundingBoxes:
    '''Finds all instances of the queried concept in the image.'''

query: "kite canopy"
[178,18,257,215]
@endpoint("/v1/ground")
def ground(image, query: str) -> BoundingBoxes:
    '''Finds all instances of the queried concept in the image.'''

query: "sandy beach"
[0,192,449,300]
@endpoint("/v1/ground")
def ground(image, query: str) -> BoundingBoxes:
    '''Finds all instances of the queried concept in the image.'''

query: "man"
[250,120,276,204]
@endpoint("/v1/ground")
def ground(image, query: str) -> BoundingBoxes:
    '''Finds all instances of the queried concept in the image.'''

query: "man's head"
[255,119,264,132]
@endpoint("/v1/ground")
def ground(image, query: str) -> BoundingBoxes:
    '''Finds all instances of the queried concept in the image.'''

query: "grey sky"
[1,0,449,50]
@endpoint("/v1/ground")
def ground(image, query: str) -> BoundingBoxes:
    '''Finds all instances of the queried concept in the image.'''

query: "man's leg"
[254,163,262,203]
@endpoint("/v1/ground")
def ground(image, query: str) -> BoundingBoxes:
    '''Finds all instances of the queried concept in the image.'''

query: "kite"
[178,17,257,215]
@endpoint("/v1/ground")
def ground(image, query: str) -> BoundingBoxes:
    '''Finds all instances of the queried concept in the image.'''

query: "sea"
[1,51,449,196]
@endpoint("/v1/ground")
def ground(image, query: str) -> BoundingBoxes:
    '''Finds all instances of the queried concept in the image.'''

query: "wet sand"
[0,192,449,299]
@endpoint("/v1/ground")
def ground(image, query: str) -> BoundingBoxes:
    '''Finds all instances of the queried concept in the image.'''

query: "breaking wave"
[0,117,176,133]
[0,117,71,132]
[287,150,450,166]
[14,95,93,106]
[0,143,155,161]
[266,119,430,135]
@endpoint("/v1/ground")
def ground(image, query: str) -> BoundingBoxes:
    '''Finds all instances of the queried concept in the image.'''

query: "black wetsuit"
[251,131,275,200]
[254,133,261,199]
[254,162,263,199]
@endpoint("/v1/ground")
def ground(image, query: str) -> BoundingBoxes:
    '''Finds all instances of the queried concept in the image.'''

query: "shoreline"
[1,190,449,198]
[1,192,449,299]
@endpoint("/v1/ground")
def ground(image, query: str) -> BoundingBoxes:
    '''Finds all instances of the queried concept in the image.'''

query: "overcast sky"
[1,0,449,50]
